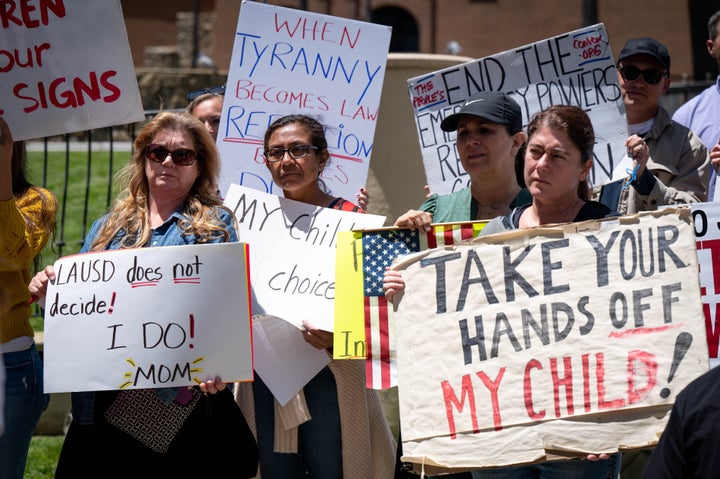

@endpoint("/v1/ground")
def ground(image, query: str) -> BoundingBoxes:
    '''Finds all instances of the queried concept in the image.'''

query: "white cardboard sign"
[0,0,144,140]
[43,242,253,393]
[395,209,708,472]
[407,23,627,196]
[217,1,391,201]
[223,183,385,330]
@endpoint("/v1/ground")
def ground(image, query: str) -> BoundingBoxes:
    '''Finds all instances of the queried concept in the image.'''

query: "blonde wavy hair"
[90,111,234,250]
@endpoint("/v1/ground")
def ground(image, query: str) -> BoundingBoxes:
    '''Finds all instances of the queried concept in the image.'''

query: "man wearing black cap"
[593,37,709,215]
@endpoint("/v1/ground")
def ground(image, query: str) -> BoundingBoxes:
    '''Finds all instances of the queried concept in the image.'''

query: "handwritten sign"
[0,0,144,140]
[408,23,627,196]
[216,1,391,200]
[43,242,252,393]
[394,208,708,472]
[223,183,385,331]
[690,202,720,368]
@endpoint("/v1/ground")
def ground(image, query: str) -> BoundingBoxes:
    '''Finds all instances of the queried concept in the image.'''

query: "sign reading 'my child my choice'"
[0,0,144,140]
[223,183,385,332]
[217,1,391,201]
[43,243,253,394]
[408,23,627,196]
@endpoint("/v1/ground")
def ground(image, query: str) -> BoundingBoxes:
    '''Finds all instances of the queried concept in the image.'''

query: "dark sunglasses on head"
[618,65,668,85]
[186,85,226,101]
[145,144,197,166]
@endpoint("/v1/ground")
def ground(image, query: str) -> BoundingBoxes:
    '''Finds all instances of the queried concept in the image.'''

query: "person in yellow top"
[0,116,57,479]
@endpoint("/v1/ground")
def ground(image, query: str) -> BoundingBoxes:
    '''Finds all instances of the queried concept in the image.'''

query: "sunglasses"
[264,144,318,162]
[618,65,668,85]
[186,85,226,101]
[145,144,197,166]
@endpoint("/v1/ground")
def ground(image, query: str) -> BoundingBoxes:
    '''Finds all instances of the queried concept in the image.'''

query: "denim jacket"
[70,206,238,424]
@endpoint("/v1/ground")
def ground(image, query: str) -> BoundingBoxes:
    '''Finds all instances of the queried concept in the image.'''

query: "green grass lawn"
[26,436,63,478]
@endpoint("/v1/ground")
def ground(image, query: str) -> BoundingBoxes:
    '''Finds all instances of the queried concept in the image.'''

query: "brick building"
[121,0,720,80]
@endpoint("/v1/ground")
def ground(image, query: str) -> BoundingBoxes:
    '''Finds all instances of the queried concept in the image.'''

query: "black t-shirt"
[504,200,619,229]
[641,365,720,478]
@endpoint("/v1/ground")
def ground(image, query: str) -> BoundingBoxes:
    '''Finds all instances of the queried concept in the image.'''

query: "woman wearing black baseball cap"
[391,91,531,479]
[393,91,531,231]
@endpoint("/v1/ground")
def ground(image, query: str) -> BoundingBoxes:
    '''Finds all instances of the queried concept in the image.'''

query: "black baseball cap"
[617,37,671,71]
[440,91,522,133]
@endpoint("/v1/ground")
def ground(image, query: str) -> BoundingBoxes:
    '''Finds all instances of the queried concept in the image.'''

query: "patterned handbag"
[104,388,201,453]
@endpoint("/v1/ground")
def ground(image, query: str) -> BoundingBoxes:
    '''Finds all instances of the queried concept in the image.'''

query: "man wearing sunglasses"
[673,10,720,202]
[593,37,709,215]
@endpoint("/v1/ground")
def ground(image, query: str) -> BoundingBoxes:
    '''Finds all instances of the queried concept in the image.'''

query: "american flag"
[362,222,486,389]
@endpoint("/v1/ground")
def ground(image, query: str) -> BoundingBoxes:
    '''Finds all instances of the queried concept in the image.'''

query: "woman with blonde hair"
[29,111,258,478]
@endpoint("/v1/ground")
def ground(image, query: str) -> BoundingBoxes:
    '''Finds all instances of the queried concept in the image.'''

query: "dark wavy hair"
[263,114,328,153]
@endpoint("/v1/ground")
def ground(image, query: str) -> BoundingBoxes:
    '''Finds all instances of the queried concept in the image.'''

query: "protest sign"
[333,222,486,390]
[690,202,720,368]
[394,208,708,473]
[223,183,385,331]
[0,0,144,140]
[216,1,391,200]
[407,23,627,196]
[43,242,252,393]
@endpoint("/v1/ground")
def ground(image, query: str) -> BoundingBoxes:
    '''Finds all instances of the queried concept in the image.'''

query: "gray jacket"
[591,106,710,215]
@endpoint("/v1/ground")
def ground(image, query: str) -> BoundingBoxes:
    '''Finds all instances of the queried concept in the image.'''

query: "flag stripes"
[362,221,486,389]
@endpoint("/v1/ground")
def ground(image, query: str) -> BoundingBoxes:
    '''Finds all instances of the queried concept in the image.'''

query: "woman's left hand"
[301,320,334,351]
[196,376,226,395]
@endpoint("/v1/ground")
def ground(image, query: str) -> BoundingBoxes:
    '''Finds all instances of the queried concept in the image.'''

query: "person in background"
[672,10,720,201]
[186,85,225,142]
[28,112,258,478]
[592,37,709,214]
[640,364,720,478]
[385,105,620,479]
[186,85,370,209]
[0,116,57,479]
[235,114,396,479]
[592,37,709,478]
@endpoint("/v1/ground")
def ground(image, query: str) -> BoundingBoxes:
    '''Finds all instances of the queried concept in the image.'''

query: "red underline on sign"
[608,323,681,338]
[174,278,201,284]
[329,153,363,163]
[222,138,264,146]
[219,138,362,163]
[131,281,159,288]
